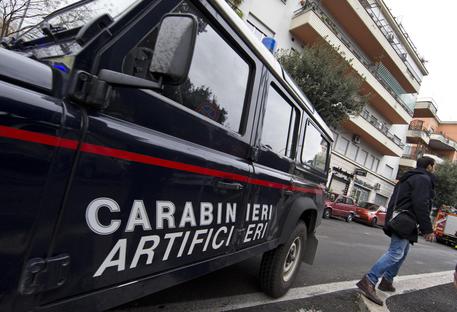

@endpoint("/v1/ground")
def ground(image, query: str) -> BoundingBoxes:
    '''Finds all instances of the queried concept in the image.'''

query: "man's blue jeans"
[367,234,410,285]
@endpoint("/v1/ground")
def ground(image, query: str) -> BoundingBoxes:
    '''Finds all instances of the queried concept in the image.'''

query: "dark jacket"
[383,168,435,243]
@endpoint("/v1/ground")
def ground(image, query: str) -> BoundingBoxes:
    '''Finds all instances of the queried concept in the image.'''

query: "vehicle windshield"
[16,0,140,43]
[325,192,338,201]
[358,202,378,211]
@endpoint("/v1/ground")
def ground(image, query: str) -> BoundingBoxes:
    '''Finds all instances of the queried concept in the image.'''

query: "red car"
[323,193,358,222]
[354,202,387,226]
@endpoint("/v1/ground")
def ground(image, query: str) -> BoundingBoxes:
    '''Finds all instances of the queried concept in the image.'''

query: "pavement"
[113,270,455,312]
[111,219,457,312]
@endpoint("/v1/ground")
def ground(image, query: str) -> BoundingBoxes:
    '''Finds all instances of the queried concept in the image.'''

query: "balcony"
[429,133,457,151]
[399,156,416,169]
[357,0,427,84]
[406,120,431,145]
[290,4,413,124]
[414,99,438,118]
[342,110,404,157]
[314,0,425,93]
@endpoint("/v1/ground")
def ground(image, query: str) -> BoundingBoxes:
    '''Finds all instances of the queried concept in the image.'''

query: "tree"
[1,0,92,40]
[276,41,369,128]
[434,161,457,208]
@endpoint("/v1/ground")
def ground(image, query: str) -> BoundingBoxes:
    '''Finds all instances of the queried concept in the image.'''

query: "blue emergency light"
[262,37,277,53]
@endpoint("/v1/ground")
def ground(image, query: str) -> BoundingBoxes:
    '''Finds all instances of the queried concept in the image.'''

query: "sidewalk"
[236,283,456,312]
[236,271,455,312]
[116,270,455,312]
[235,270,455,312]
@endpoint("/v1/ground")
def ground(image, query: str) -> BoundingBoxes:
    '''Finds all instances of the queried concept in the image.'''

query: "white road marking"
[361,270,454,312]
[116,270,454,312]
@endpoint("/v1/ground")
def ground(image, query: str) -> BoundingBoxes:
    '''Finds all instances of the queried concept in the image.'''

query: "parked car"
[355,202,387,226]
[323,193,358,222]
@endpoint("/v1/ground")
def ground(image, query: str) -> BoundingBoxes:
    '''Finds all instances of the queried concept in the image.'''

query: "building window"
[261,86,296,157]
[366,155,375,170]
[374,194,388,207]
[356,150,368,166]
[346,143,359,160]
[385,165,394,179]
[352,185,370,204]
[372,158,380,172]
[335,137,349,154]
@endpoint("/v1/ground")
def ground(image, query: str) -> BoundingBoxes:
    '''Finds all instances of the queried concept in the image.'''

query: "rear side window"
[302,121,329,172]
[260,86,296,157]
[347,198,355,205]
[123,1,251,133]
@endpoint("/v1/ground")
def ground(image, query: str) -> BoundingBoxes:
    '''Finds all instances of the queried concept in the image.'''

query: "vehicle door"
[0,77,82,312]
[332,196,347,217]
[39,0,260,306]
[377,206,387,225]
[345,197,356,215]
[240,77,301,248]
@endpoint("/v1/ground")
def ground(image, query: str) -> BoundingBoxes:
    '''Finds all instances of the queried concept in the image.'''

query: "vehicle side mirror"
[149,13,198,85]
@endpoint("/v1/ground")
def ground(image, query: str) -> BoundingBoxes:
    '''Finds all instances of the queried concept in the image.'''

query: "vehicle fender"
[279,196,318,244]
[279,197,319,264]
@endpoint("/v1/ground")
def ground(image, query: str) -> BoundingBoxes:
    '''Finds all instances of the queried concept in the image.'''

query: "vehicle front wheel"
[259,221,307,298]
[371,217,378,227]
[323,208,332,219]
[345,213,354,223]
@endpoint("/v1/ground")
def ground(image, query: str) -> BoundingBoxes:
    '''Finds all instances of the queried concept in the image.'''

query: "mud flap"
[302,233,318,265]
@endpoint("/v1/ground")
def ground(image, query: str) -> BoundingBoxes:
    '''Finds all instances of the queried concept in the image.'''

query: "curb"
[358,271,453,312]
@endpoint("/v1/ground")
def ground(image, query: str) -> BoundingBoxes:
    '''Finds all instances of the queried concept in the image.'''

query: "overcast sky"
[383,0,457,121]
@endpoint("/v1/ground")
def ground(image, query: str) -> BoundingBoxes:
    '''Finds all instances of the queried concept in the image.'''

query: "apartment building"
[400,98,457,175]
[235,0,428,206]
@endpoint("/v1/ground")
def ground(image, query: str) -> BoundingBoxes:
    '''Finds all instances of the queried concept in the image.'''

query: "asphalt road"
[111,218,456,311]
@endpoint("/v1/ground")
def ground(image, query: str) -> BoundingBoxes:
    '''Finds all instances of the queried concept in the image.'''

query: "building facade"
[234,0,428,206]
[400,98,457,175]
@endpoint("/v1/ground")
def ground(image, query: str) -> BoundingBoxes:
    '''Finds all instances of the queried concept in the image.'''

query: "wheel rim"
[283,237,302,282]
[324,210,330,218]
[372,218,377,225]
[347,214,352,222]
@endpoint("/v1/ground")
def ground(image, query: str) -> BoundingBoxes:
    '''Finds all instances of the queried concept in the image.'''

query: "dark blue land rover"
[0,0,333,311]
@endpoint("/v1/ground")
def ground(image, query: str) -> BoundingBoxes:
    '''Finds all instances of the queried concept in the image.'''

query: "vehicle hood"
[0,48,53,92]
[324,199,334,207]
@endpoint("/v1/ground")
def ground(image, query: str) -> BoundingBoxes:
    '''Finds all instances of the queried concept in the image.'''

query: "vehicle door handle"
[216,181,244,191]
[283,189,294,196]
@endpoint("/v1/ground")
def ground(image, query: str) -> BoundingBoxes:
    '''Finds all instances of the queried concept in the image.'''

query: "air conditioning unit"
[352,134,361,144]
[374,183,381,190]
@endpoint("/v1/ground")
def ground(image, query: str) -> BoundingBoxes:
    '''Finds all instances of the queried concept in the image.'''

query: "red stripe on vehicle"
[0,125,78,149]
[80,142,250,183]
[0,125,321,195]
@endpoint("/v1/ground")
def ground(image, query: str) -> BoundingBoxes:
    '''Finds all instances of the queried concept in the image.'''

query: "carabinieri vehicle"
[0,0,333,311]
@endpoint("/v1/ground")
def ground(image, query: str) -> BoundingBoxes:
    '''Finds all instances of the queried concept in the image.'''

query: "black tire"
[259,221,307,298]
[371,217,378,227]
[345,213,354,223]
[323,208,332,219]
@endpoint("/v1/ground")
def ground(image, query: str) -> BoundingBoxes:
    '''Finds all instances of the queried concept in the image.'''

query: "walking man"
[356,156,436,306]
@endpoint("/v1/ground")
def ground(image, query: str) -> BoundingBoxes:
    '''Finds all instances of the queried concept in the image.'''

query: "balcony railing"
[408,121,432,136]
[416,100,438,116]
[360,109,404,148]
[357,0,423,84]
[402,153,417,160]
[293,2,414,117]
[431,132,457,150]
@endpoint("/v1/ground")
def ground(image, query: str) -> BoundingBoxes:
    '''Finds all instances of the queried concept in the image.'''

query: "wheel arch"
[279,197,318,245]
